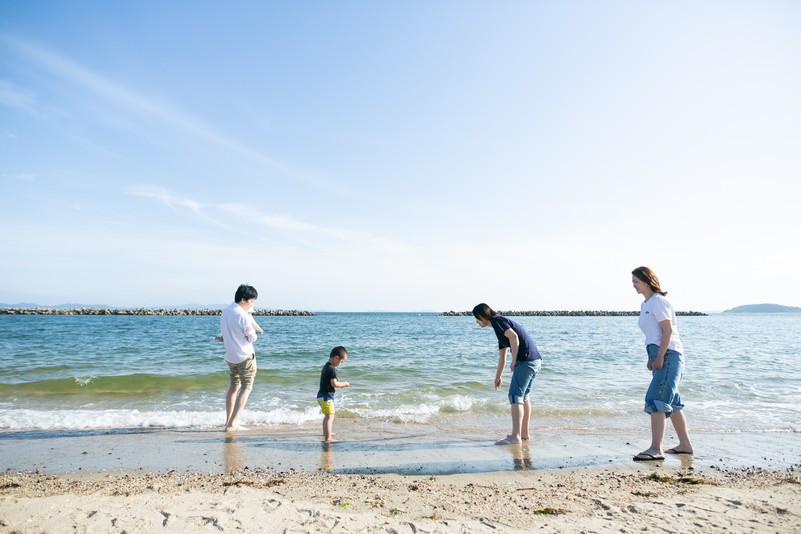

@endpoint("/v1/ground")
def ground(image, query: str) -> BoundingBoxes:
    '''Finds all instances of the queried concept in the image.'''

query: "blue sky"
[1,1,800,312]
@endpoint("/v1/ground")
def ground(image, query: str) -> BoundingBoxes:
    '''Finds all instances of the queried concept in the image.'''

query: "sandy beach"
[2,465,799,533]
[1,425,800,532]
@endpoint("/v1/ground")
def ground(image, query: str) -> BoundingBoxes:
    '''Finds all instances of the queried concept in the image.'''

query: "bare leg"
[637,411,666,457]
[225,386,239,426]
[521,400,532,440]
[507,403,524,444]
[323,414,335,442]
[667,410,694,454]
[225,387,252,431]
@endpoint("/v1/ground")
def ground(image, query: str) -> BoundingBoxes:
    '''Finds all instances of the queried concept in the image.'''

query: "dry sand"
[1,427,800,532]
[1,465,800,533]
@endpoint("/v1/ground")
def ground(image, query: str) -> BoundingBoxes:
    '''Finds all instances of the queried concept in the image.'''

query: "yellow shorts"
[317,395,335,415]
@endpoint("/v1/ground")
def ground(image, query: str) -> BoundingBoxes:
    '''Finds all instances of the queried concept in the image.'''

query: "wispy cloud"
[2,36,257,148]
[0,34,352,196]
[0,80,37,114]
[129,184,407,251]
[218,203,373,242]
[128,185,205,216]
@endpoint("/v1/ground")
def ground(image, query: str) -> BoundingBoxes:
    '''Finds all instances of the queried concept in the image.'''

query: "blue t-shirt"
[490,316,541,361]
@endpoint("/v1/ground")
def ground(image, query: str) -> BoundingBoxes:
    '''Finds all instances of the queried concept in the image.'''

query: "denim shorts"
[508,359,542,404]
[228,354,257,391]
[644,344,685,417]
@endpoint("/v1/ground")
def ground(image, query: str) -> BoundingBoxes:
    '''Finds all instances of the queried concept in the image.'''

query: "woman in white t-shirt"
[631,266,694,461]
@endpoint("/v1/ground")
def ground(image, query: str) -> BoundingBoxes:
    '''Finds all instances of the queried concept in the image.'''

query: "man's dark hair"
[234,284,258,302]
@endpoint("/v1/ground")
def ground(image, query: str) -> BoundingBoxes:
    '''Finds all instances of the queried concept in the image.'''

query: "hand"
[646,359,652,371]
[342,381,350,388]
[510,361,516,372]
[494,376,502,390]
[653,356,664,370]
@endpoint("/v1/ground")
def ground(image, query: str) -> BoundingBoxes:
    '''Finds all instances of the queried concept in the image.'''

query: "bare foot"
[495,437,522,445]
[225,425,247,432]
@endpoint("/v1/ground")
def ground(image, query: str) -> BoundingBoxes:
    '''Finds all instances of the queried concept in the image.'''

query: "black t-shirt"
[319,361,338,397]
[490,316,542,361]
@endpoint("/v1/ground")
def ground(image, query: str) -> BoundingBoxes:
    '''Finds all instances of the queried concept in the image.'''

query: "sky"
[1,1,800,312]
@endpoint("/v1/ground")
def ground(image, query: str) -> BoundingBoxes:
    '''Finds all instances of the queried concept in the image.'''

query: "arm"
[247,309,264,334]
[330,377,350,389]
[495,348,507,390]
[652,319,673,370]
[504,328,520,372]
[241,315,257,343]
[251,317,264,334]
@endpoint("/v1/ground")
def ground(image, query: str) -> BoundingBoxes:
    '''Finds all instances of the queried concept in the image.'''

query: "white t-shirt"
[638,293,683,353]
[220,302,257,364]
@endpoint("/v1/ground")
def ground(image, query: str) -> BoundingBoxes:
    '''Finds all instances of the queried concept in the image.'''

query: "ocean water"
[1,312,799,436]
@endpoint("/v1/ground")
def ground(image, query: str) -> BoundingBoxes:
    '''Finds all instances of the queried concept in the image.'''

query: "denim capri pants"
[508,359,542,404]
[644,344,685,417]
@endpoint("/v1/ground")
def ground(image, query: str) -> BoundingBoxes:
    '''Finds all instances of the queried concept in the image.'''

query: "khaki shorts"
[228,354,257,391]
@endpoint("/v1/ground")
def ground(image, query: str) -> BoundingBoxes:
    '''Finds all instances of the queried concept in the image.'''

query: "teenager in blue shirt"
[473,303,542,445]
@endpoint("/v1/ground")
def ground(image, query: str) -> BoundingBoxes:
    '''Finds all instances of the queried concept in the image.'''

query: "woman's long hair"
[472,303,498,322]
[631,266,667,296]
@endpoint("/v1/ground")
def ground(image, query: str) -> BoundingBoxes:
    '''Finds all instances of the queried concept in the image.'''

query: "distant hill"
[723,303,801,313]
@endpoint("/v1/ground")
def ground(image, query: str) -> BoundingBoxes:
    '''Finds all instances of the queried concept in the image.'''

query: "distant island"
[723,303,801,314]
[441,310,707,317]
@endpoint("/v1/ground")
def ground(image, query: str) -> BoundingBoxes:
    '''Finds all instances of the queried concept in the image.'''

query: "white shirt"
[220,302,257,364]
[638,293,683,353]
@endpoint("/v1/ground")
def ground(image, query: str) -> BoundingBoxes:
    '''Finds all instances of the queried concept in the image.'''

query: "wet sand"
[1,425,800,532]
[2,422,799,475]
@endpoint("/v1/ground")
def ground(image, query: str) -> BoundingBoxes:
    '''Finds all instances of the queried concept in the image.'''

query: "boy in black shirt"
[316,346,350,442]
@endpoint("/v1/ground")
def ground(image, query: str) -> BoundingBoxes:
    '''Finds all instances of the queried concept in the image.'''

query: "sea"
[1,312,799,437]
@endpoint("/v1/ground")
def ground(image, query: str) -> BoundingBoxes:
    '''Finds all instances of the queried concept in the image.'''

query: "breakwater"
[0,308,314,316]
[441,310,707,317]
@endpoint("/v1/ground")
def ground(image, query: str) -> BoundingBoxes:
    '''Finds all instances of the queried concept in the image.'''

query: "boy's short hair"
[234,284,258,302]
[330,346,348,359]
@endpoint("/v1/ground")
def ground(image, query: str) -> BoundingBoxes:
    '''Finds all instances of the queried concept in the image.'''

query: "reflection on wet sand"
[511,442,533,470]
[320,442,334,471]
[224,435,244,473]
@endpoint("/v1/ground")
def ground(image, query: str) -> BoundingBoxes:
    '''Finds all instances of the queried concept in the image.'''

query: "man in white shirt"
[218,284,261,432]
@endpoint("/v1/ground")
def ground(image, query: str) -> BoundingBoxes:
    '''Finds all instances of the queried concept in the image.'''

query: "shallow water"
[1,312,799,435]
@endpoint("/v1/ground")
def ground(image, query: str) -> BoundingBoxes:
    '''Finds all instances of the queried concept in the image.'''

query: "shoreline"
[1,427,799,532]
[2,425,799,475]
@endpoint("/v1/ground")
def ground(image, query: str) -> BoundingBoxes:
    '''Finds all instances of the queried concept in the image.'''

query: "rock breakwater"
[0,308,315,316]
